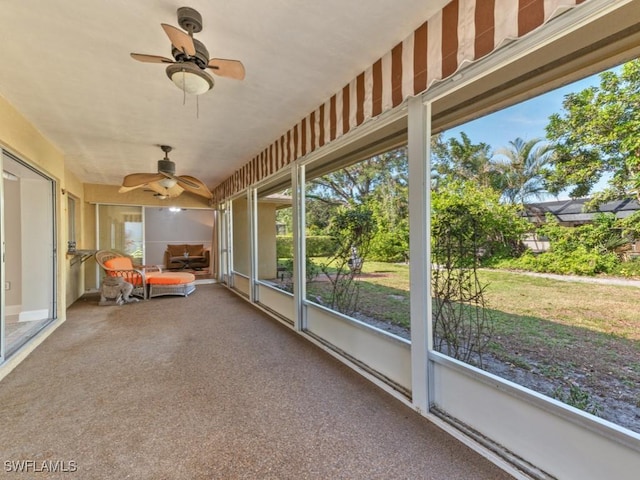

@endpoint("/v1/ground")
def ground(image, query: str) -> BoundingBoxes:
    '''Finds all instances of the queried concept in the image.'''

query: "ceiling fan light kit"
[158,177,178,189]
[166,62,214,95]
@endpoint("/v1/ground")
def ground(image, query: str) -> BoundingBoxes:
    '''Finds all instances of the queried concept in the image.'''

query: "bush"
[276,236,293,258]
[495,213,639,277]
[496,248,619,276]
[306,235,338,257]
[432,182,529,265]
[609,256,640,278]
[278,256,319,290]
[369,225,409,262]
[277,235,337,259]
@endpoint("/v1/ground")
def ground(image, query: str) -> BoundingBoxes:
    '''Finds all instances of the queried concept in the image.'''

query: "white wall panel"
[257,283,294,322]
[306,303,411,392]
[232,273,250,297]
[431,355,640,479]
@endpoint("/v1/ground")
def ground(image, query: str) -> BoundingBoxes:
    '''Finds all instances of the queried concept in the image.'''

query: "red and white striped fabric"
[214,0,584,202]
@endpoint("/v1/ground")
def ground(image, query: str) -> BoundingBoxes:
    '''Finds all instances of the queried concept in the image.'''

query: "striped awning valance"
[213,0,585,202]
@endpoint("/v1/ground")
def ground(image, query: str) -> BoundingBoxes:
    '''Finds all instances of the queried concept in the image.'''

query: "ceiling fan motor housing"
[172,38,210,68]
[158,159,176,176]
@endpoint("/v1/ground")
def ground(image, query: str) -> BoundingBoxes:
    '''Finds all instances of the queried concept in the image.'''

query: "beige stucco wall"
[0,95,72,317]
[231,197,278,280]
[257,203,277,280]
[232,197,250,276]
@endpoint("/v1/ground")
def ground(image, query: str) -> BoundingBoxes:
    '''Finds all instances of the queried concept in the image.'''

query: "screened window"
[430,58,640,434]
[305,147,410,337]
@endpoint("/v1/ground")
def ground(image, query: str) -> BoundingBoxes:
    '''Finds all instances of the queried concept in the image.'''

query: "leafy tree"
[431,181,529,261]
[430,182,527,366]
[318,205,376,315]
[308,148,407,206]
[544,59,640,202]
[275,205,292,235]
[431,132,500,190]
[493,137,554,204]
[307,147,409,261]
[368,172,409,262]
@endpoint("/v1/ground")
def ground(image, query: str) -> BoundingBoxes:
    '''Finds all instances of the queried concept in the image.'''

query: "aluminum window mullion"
[292,163,306,331]
[248,189,258,302]
[408,96,431,413]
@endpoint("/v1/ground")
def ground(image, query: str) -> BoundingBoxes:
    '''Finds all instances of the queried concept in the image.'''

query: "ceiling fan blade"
[176,175,213,199]
[119,184,143,194]
[207,58,245,80]
[121,173,165,188]
[165,183,185,197]
[130,53,175,64]
[161,23,196,57]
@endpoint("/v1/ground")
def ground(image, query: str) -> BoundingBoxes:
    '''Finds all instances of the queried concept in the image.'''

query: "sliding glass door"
[1,150,56,360]
[97,204,144,263]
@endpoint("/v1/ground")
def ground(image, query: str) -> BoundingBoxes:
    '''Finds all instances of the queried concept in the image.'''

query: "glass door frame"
[0,148,57,363]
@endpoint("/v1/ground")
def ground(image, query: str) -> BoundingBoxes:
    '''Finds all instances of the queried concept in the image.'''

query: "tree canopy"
[431,132,498,191]
[493,137,553,204]
[544,59,640,202]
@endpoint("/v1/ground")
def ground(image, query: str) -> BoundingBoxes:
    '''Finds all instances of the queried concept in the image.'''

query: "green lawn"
[309,259,640,341]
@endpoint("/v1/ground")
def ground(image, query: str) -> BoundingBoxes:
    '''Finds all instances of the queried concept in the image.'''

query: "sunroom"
[1,1,639,478]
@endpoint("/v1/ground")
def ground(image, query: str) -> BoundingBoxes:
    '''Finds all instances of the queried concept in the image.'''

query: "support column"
[408,96,432,414]
[292,164,306,331]
[248,188,257,302]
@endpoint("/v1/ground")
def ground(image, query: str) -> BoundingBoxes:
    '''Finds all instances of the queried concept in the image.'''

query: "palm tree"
[493,137,554,204]
[431,132,501,191]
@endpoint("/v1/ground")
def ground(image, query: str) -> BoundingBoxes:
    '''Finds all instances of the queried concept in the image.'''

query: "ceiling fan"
[130,6,245,95]
[119,145,213,200]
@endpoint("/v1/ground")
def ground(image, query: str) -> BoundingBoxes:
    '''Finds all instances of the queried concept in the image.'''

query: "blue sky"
[444,76,597,150]
[442,73,607,200]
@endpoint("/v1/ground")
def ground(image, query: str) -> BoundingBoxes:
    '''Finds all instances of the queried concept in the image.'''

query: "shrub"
[276,235,337,259]
[497,212,639,277]
[276,236,293,258]
[369,224,409,262]
[306,235,338,257]
[278,256,319,291]
[496,248,619,276]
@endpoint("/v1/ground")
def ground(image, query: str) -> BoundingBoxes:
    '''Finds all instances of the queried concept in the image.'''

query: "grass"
[307,259,411,327]
[308,258,640,342]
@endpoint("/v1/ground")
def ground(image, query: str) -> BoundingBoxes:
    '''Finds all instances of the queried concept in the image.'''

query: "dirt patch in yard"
[354,312,640,434]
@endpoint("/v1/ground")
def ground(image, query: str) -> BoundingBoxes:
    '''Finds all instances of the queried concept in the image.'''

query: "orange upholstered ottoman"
[146,272,196,298]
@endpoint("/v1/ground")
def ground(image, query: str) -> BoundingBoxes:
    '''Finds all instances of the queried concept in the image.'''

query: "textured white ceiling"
[0,0,449,189]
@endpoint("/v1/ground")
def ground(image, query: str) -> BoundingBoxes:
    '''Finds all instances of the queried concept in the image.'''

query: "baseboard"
[19,309,49,322]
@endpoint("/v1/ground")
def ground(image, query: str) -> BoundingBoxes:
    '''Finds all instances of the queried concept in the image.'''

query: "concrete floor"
[0,284,515,479]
